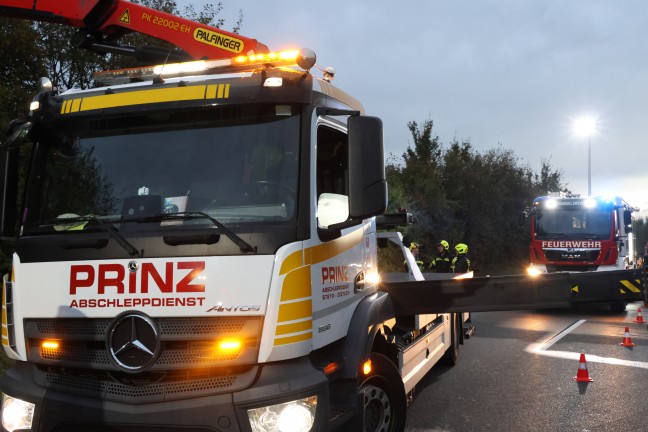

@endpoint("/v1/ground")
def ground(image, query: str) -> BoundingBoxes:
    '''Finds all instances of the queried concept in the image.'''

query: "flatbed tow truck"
[0,1,643,431]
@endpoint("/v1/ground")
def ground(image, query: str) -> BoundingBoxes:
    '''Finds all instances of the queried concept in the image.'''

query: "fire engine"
[525,192,641,311]
[0,2,642,431]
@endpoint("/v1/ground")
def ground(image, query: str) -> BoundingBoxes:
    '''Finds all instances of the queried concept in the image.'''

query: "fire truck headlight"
[527,267,542,277]
[545,199,558,209]
[2,393,35,432]
[247,396,317,432]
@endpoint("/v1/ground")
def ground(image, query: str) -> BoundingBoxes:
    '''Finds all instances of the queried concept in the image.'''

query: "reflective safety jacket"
[452,254,471,273]
[430,250,454,273]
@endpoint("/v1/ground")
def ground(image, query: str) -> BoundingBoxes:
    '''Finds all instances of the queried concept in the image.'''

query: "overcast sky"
[193,0,648,209]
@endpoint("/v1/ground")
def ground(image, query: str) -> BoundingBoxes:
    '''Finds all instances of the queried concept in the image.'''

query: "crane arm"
[0,0,269,61]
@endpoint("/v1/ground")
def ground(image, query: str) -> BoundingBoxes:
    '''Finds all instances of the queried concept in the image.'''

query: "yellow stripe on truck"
[280,266,311,301]
[277,300,312,323]
[274,332,312,346]
[274,228,364,346]
[60,84,231,114]
[279,228,364,275]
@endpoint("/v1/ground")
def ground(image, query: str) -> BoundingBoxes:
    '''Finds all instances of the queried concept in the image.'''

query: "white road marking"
[525,319,648,369]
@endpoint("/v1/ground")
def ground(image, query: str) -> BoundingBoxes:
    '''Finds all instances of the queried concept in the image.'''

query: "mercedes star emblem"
[107,311,160,373]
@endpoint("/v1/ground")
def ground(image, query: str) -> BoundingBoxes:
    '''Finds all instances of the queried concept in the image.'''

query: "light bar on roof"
[94,49,308,86]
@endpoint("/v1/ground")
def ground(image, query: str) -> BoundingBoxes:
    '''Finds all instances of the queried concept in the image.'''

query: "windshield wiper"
[127,212,257,254]
[31,216,141,257]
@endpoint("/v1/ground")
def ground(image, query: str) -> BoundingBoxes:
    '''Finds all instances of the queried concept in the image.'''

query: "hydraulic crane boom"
[0,0,269,62]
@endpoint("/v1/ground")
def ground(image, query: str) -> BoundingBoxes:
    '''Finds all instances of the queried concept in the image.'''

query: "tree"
[0,19,47,132]
[387,119,568,275]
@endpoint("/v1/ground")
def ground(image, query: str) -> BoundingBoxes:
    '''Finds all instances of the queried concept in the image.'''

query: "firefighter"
[429,240,453,273]
[452,243,471,273]
[405,242,425,272]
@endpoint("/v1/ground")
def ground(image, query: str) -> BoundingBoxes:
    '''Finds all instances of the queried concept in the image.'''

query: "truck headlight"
[2,393,35,432]
[247,396,317,432]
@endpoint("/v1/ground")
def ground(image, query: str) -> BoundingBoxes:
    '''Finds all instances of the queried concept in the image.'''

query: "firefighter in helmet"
[404,242,425,272]
[452,243,471,273]
[429,240,453,273]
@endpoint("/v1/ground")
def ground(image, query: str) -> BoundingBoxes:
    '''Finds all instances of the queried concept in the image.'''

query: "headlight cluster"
[247,396,317,432]
[2,393,35,432]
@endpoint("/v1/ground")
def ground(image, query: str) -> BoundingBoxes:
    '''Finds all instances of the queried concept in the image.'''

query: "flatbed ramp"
[380,269,644,314]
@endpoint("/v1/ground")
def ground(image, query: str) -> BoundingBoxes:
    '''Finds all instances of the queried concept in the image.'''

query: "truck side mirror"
[347,116,387,220]
[2,119,33,151]
[624,209,633,233]
[518,212,526,230]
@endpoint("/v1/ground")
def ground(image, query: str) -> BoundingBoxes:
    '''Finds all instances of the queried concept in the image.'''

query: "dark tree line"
[387,119,567,276]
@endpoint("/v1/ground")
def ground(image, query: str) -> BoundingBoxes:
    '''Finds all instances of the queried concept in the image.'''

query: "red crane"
[0,0,269,62]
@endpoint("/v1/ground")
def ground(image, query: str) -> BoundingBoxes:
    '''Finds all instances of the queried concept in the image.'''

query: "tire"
[356,353,406,432]
[610,302,626,313]
[441,313,460,366]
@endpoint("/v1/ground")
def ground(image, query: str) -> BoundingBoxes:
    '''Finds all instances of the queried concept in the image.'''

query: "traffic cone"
[620,326,636,347]
[633,308,646,324]
[573,353,593,382]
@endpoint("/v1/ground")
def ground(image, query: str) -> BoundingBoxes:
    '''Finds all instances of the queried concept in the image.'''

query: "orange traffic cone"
[633,308,646,324]
[620,326,636,347]
[573,353,593,382]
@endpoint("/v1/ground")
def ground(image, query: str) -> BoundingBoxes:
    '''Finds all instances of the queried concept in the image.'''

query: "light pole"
[573,116,597,196]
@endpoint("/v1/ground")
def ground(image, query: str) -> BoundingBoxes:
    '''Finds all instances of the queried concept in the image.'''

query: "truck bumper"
[0,358,329,432]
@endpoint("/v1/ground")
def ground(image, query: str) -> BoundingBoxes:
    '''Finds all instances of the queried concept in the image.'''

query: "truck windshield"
[23,108,300,234]
[534,209,612,240]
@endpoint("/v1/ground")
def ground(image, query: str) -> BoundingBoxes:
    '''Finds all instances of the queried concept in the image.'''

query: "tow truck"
[0,1,643,431]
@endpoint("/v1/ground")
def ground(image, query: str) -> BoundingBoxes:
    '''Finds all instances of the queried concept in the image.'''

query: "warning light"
[217,339,242,354]
[365,271,381,285]
[154,60,207,76]
[323,361,340,375]
[362,359,372,375]
[95,49,313,85]
[41,340,60,350]
[233,50,299,65]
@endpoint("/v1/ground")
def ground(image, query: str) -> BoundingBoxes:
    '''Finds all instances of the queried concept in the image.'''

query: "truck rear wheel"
[356,353,406,432]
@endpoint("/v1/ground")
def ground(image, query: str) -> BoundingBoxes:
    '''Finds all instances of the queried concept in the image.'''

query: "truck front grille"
[40,367,251,404]
[25,316,262,402]
[543,249,600,262]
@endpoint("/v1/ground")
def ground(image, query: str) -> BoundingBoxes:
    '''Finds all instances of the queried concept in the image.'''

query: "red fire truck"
[525,192,642,310]
[527,192,637,274]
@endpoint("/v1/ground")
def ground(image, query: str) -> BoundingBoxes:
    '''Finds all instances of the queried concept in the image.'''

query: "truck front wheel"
[356,353,406,432]
[441,313,460,366]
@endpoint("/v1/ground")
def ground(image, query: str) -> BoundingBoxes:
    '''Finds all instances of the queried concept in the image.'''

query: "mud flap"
[380,269,644,315]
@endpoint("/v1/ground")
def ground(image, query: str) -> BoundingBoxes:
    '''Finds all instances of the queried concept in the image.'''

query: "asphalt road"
[404,301,648,432]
